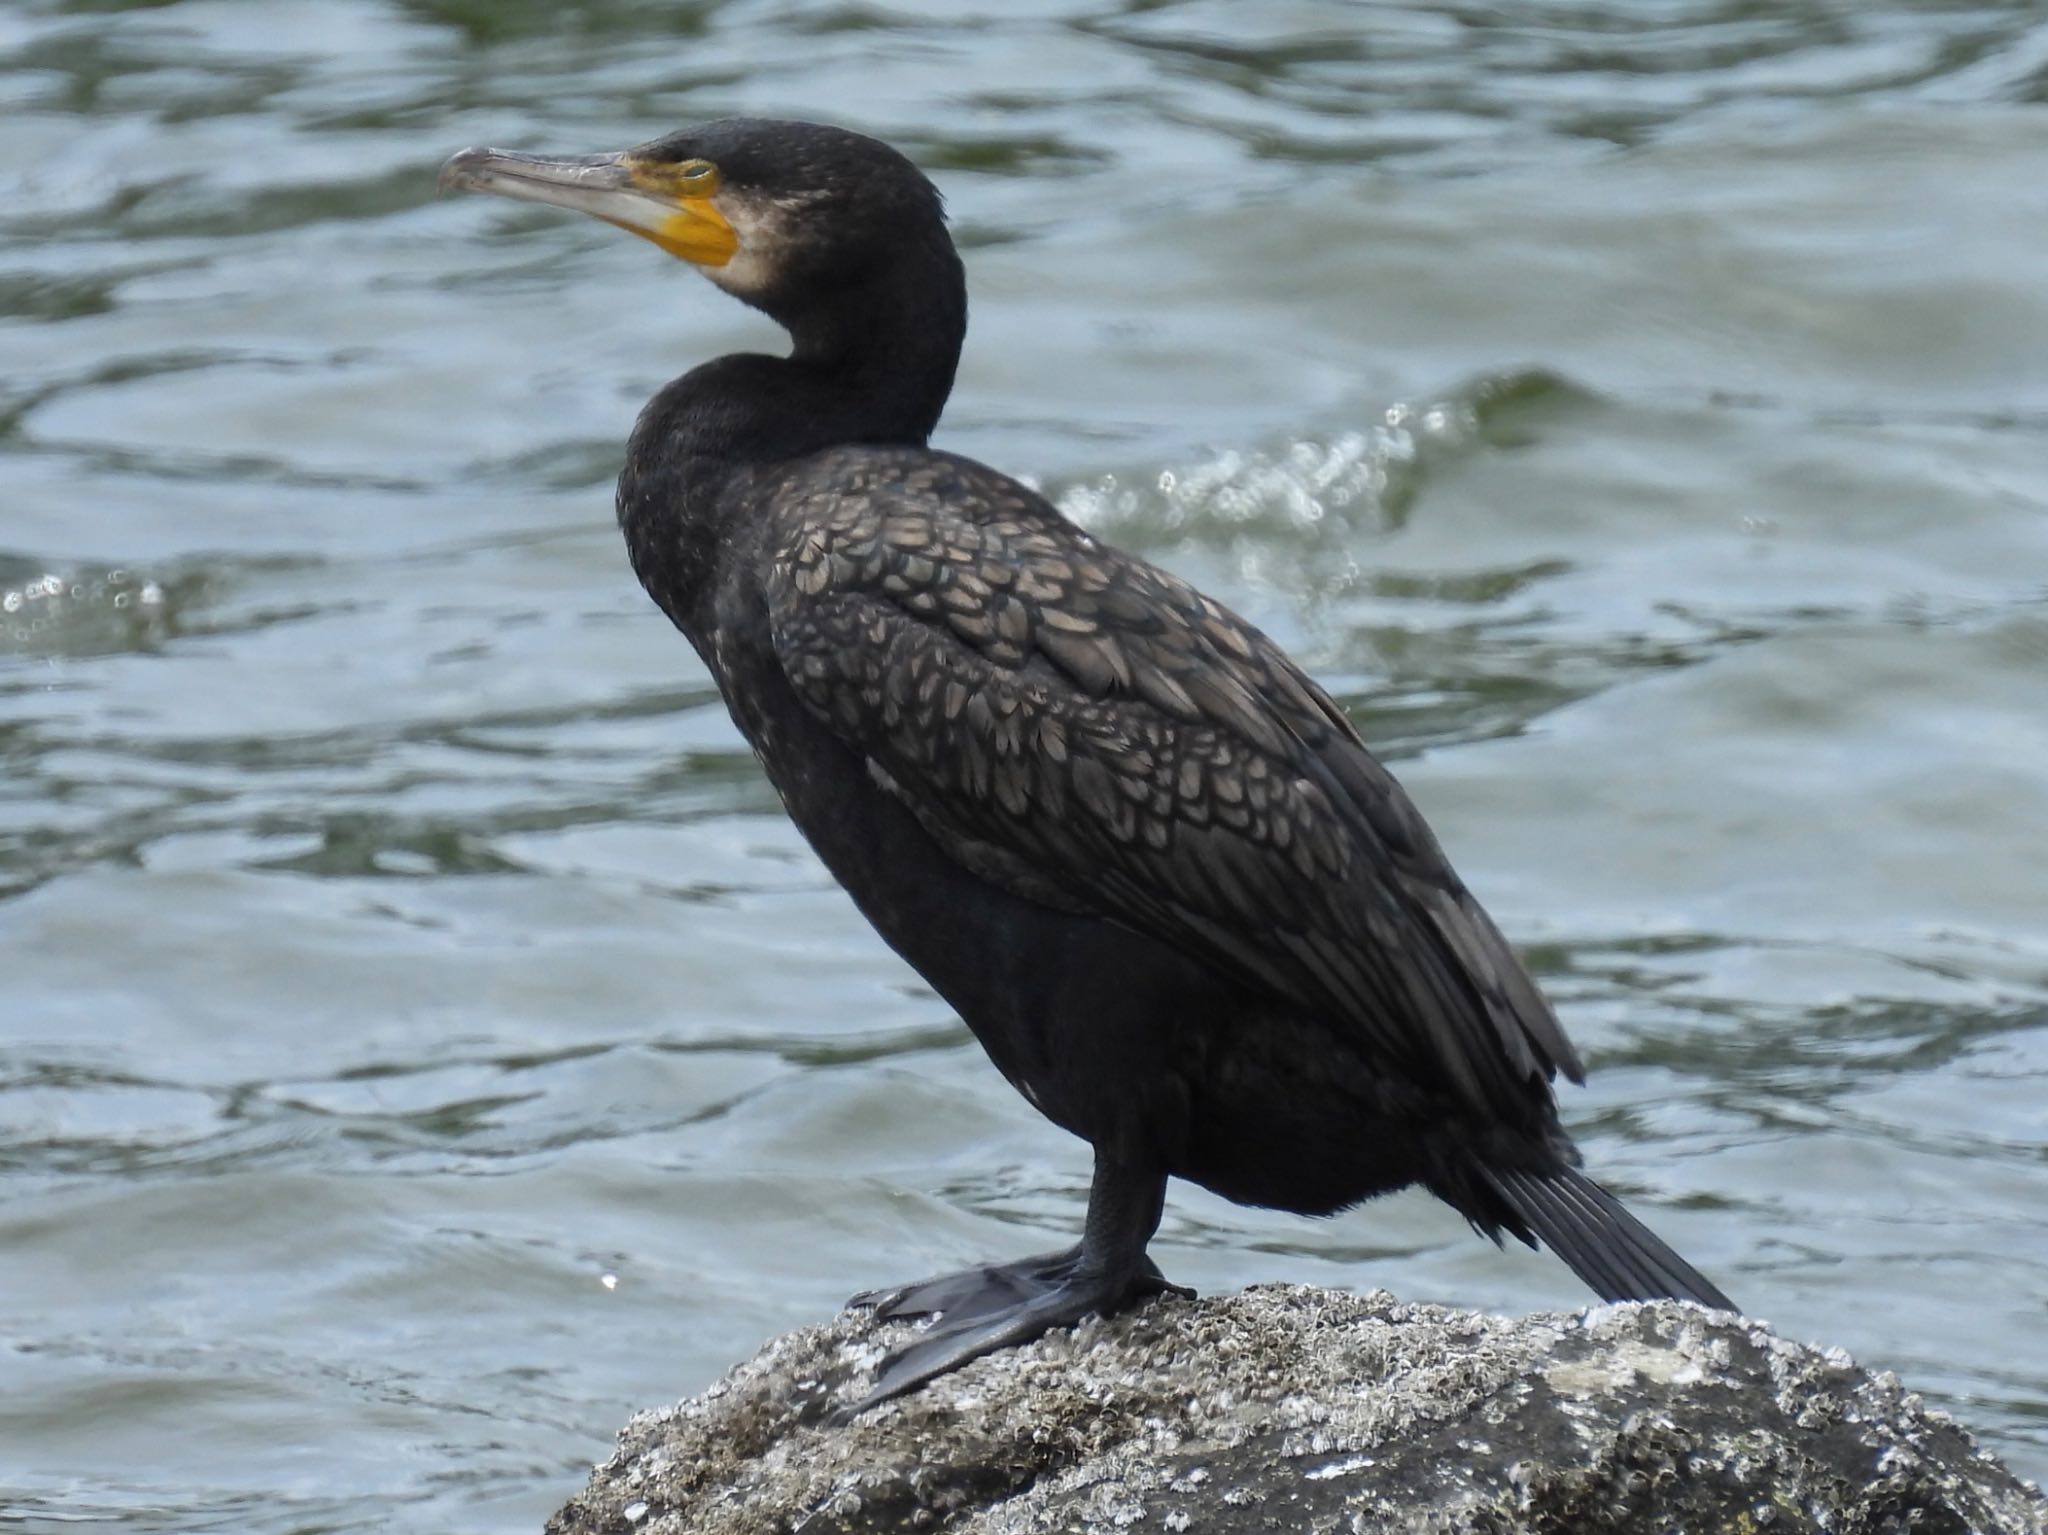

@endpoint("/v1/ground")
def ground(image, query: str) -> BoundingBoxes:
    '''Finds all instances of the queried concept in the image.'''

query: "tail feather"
[1483,1164,1736,1313]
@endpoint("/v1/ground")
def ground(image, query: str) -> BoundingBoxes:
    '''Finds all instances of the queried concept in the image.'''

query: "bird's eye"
[636,156,721,199]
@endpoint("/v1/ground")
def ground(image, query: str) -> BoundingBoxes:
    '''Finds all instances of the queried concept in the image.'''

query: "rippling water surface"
[4,2,2046,1529]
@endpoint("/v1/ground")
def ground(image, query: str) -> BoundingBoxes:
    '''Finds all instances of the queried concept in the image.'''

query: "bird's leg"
[842,1146,1189,1413]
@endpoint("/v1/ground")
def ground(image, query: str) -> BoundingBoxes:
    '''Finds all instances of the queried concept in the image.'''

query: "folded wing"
[760,446,1581,1122]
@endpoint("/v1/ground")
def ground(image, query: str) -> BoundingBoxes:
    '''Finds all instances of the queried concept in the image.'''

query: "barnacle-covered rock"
[546,1286,2045,1534]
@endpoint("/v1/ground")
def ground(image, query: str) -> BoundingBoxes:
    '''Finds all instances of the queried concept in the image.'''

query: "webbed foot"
[839,1248,1189,1418]
[836,1143,1182,1419]
[849,1244,1090,1326]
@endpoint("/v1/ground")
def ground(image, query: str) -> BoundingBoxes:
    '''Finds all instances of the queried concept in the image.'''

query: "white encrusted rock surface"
[547,1285,2047,1535]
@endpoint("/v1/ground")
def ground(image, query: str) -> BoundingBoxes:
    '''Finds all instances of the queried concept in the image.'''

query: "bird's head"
[438,119,952,328]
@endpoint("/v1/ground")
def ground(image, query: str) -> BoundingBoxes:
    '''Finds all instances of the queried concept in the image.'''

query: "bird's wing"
[760,448,1581,1119]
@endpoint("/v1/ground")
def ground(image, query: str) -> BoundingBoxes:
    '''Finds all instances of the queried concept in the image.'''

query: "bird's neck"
[617,245,966,644]
[783,247,967,448]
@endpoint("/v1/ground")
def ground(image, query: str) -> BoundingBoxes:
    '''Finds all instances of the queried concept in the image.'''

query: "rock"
[547,1285,2047,1535]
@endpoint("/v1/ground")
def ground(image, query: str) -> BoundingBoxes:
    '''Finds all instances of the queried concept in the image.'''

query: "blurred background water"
[3,1,2046,1529]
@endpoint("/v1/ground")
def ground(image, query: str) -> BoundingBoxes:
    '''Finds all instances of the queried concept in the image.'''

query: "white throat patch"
[700,189,826,301]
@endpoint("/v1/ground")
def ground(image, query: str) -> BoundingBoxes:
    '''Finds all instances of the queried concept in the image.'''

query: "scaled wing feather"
[760,446,1581,1118]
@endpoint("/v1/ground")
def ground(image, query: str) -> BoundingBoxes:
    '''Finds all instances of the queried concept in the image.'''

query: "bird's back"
[726,444,1582,1131]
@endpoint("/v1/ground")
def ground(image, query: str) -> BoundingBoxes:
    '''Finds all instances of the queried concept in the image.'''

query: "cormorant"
[440,119,1735,1411]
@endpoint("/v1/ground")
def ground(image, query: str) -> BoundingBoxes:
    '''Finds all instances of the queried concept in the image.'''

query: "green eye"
[621,154,722,201]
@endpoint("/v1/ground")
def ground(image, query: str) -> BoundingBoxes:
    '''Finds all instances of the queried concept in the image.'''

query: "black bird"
[440,119,1734,1410]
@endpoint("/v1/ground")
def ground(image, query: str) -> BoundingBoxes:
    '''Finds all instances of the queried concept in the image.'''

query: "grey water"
[3,1,2046,1529]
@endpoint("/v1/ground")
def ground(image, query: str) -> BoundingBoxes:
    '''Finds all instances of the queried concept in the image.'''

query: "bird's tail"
[1480,1163,1736,1313]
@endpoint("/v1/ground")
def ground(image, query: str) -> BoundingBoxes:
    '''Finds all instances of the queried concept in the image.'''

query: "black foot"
[839,1248,1192,1417]
[848,1244,1084,1326]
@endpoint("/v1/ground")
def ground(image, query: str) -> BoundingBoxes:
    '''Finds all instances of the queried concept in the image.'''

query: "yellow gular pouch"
[619,156,738,268]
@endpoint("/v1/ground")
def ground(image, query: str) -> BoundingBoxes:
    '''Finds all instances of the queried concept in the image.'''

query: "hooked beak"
[437,147,739,267]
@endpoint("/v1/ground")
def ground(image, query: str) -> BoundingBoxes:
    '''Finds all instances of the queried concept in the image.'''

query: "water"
[4,1,2045,1528]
